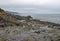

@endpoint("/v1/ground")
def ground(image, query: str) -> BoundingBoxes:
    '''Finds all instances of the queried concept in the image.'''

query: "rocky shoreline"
[0,8,60,41]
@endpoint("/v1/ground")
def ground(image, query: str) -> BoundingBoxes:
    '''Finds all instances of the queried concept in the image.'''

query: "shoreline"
[0,8,60,41]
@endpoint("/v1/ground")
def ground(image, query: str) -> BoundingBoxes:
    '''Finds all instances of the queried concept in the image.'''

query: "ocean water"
[31,14,60,24]
[18,14,60,24]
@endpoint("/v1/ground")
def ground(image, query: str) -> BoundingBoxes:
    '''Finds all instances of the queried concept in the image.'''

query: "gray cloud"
[0,0,60,14]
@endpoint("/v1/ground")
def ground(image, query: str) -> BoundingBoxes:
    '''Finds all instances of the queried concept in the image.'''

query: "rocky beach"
[0,8,60,41]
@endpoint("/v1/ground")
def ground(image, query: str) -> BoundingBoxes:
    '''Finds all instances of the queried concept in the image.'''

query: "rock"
[0,8,6,19]
[0,38,6,41]
[56,39,60,41]
[25,37,35,41]
[34,31,41,34]
[9,29,21,36]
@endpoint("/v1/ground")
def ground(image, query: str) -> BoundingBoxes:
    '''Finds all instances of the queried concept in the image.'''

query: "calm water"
[32,14,60,24]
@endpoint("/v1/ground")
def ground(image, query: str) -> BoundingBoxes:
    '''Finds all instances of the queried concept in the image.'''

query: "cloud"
[10,0,60,6]
[0,0,60,14]
[1,0,59,6]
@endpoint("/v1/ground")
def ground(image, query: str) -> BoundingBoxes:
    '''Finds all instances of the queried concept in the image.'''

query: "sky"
[0,0,60,14]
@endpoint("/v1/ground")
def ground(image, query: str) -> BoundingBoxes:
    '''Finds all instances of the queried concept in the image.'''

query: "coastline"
[0,8,60,41]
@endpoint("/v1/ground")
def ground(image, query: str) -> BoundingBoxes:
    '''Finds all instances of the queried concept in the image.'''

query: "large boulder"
[0,8,6,19]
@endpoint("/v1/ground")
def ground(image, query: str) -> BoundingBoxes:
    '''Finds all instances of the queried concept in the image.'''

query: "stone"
[0,38,6,41]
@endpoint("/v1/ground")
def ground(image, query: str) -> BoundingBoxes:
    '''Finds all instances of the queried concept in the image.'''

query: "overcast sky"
[0,0,60,14]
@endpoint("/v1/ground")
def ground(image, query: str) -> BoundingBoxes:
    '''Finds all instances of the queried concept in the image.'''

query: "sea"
[20,14,60,24]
